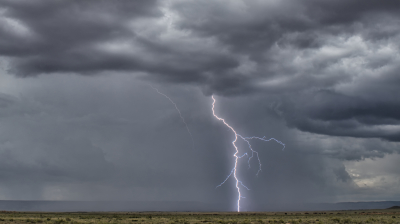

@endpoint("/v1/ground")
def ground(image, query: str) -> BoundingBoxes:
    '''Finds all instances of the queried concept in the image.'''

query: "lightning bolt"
[151,85,195,150]
[212,95,285,212]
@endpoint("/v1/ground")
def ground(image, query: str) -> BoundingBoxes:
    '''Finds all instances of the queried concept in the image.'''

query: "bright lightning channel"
[151,85,195,150]
[212,95,285,212]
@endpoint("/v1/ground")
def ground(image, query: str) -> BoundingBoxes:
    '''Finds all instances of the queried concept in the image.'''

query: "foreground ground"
[0,208,399,224]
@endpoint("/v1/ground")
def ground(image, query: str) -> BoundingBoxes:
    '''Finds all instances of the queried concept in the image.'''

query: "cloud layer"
[0,0,399,209]
[2,0,400,142]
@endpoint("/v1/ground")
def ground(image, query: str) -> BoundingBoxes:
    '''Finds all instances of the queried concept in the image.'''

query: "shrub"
[343,218,352,223]
[53,219,66,224]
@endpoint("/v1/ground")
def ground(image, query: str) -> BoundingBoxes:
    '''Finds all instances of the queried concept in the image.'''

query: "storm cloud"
[0,0,399,210]
[2,0,400,142]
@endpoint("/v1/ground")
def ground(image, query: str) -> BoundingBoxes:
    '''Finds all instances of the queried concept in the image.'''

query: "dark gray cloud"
[171,0,400,142]
[0,0,160,74]
[281,89,400,142]
[0,0,238,89]
[0,0,400,210]
[1,0,400,143]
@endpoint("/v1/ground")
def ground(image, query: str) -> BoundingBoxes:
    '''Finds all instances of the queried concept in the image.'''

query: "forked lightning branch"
[212,96,285,212]
[151,86,284,212]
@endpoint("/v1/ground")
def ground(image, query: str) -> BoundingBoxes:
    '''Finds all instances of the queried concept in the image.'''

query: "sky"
[0,0,400,211]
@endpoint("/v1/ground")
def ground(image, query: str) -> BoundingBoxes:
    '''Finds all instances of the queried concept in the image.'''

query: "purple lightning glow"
[151,86,195,150]
[212,95,285,212]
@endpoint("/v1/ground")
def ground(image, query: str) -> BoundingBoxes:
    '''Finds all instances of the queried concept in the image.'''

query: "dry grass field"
[0,208,399,224]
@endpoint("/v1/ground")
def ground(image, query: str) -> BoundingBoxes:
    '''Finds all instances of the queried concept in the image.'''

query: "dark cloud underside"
[1,0,400,143]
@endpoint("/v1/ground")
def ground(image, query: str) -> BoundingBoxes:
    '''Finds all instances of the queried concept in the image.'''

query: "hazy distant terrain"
[0,201,399,212]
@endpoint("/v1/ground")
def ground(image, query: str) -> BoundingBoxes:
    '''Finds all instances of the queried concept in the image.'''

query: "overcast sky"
[0,0,399,211]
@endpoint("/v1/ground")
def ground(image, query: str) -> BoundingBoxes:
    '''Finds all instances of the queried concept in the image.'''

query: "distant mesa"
[388,206,400,209]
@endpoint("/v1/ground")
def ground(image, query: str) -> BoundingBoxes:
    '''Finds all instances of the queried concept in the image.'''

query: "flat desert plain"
[0,208,399,224]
